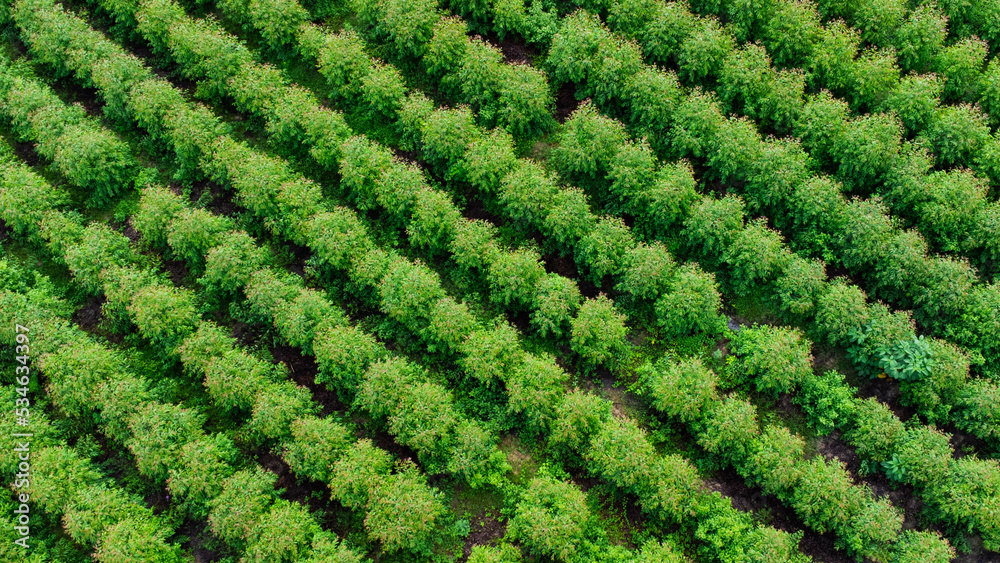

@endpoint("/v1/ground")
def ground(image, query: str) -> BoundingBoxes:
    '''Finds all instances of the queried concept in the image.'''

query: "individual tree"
[283,416,351,483]
[576,216,633,284]
[250,380,317,443]
[94,516,185,563]
[586,417,657,495]
[328,439,393,509]
[762,0,822,67]
[509,475,589,562]
[922,104,991,167]
[531,273,582,338]
[200,231,269,295]
[695,397,760,471]
[773,255,826,319]
[314,28,372,102]
[934,37,987,102]
[355,0,438,59]
[458,322,523,384]
[487,246,545,309]
[881,73,943,133]
[507,353,568,431]
[549,389,612,457]
[615,242,676,302]
[749,425,804,497]
[796,371,856,435]
[541,187,596,253]
[378,258,446,333]
[243,500,322,563]
[639,356,718,424]
[125,402,206,482]
[207,468,278,547]
[654,263,725,337]
[364,461,446,554]
[406,188,462,255]
[552,101,628,184]
[892,4,948,73]
[570,294,629,371]
[678,17,735,86]
[450,219,500,271]
[361,61,408,118]
[805,20,860,92]
[307,207,373,271]
[127,284,200,353]
[730,325,813,395]
[725,218,790,298]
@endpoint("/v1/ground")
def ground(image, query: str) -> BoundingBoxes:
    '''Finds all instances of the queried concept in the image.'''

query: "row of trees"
[638,355,958,561]
[272,0,728,342]
[96,0,652,376]
[559,0,1000,135]
[7,5,630,558]
[545,82,1000,446]
[0,224,353,560]
[11,3,822,558]
[0,47,457,556]
[542,13,1000,426]
[0,56,137,206]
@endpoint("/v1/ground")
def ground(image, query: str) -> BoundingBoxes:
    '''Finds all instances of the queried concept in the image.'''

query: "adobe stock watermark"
[11,324,31,550]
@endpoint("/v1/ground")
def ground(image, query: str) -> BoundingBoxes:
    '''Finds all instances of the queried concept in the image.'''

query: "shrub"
[749,425,804,496]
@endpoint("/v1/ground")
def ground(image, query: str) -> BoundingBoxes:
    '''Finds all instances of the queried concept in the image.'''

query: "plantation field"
[1,0,1000,561]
